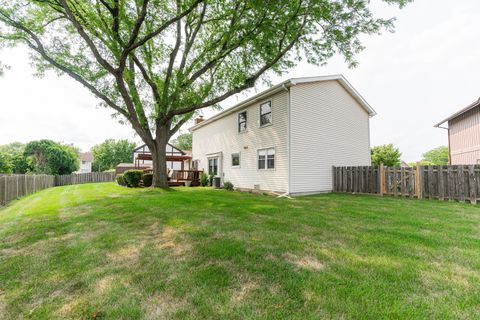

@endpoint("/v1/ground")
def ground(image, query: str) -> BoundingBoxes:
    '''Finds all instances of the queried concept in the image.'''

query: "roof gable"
[190,75,375,131]
[434,98,480,127]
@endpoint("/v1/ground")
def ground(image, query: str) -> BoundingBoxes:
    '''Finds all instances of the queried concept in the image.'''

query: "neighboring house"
[191,75,375,195]
[435,98,480,165]
[78,152,93,173]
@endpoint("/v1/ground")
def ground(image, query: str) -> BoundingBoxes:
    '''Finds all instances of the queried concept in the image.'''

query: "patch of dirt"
[58,204,93,219]
[95,275,117,295]
[284,253,325,271]
[154,226,192,257]
[145,293,187,319]
[56,298,83,318]
[108,245,141,264]
[231,279,259,303]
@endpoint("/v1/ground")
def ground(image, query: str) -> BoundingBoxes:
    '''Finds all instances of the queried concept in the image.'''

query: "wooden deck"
[143,169,203,187]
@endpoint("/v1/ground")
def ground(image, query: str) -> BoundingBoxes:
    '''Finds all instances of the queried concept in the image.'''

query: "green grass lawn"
[1,183,480,319]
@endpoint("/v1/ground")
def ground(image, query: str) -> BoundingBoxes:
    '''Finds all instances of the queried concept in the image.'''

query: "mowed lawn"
[1,184,480,319]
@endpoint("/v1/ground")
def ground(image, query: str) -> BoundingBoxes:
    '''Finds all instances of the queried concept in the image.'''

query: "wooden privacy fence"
[0,172,116,206]
[333,164,480,204]
[55,172,115,186]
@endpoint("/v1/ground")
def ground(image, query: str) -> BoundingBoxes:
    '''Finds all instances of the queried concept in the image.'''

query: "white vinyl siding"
[289,80,371,194]
[192,91,289,193]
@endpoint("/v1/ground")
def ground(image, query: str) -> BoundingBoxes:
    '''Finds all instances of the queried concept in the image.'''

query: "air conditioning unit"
[253,184,260,191]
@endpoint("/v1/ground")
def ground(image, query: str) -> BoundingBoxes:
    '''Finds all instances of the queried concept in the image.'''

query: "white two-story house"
[190,75,375,195]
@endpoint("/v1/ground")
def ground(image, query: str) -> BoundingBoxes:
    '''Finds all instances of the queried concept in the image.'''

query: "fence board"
[333,165,480,204]
[0,172,115,207]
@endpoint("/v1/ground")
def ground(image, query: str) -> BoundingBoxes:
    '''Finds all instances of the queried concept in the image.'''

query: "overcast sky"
[1,0,479,162]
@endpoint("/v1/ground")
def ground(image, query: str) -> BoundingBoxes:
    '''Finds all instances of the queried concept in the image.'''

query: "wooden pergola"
[135,153,192,171]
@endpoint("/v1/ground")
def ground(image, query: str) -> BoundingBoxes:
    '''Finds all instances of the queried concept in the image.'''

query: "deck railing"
[172,170,203,182]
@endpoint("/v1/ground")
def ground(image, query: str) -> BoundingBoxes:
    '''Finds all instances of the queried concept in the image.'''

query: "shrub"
[116,174,126,186]
[143,173,153,187]
[223,181,234,191]
[200,172,209,187]
[208,174,215,186]
[123,170,143,188]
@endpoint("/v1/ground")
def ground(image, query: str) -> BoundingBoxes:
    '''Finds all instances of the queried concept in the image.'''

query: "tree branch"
[124,0,203,55]
[57,0,116,74]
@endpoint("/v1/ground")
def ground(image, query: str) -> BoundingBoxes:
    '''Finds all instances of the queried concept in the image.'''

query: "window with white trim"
[258,148,275,170]
[231,153,240,167]
[260,101,272,126]
[238,111,247,133]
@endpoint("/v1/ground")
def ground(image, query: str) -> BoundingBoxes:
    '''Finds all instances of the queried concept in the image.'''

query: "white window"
[260,101,272,126]
[231,153,240,167]
[238,111,247,133]
[258,148,275,170]
[208,158,218,175]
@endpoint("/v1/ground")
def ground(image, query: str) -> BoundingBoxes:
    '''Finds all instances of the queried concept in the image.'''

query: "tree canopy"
[91,139,136,171]
[421,146,449,165]
[371,144,402,167]
[0,142,29,173]
[24,140,79,175]
[0,151,12,173]
[172,133,192,150]
[0,0,411,186]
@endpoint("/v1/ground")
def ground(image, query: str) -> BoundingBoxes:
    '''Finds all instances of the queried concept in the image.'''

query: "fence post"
[332,166,336,192]
[416,162,423,199]
[469,165,477,205]
[379,164,385,196]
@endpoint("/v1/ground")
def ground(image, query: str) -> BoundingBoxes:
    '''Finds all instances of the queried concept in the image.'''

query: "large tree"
[371,144,402,167]
[421,146,449,165]
[0,142,30,173]
[172,132,192,150]
[0,0,410,187]
[91,139,136,171]
[24,140,79,175]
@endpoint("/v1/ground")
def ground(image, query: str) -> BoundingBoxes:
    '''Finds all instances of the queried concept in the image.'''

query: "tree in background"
[92,139,136,172]
[0,142,29,173]
[0,152,12,173]
[0,0,410,186]
[371,144,402,167]
[172,133,192,151]
[24,140,79,175]
[421,146,449,165]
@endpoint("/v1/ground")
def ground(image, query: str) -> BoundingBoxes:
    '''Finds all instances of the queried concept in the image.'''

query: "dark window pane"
[258,155,265,169]
[232,154,240,166]
[238,112,246,122]
[260,113,272,126]
[267,155,275,169]
[238,111,247,132]
[260,102,271,115]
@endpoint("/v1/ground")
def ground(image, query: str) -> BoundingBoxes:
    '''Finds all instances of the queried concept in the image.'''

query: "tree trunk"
[151,126,169,188]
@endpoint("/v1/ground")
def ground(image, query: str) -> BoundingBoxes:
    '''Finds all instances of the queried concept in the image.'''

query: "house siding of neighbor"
[77,152,93,173]
[191,75,375,195]
[435,99,480,165]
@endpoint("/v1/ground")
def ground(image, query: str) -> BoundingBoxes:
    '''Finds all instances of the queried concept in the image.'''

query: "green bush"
[116,174,126,186]
[200,172,209,187]
[208,174,215,186]
[223,181,234,191]
[143,173,153,187]
[123,170,143,188]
